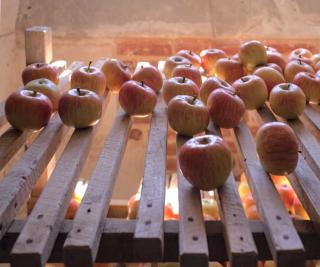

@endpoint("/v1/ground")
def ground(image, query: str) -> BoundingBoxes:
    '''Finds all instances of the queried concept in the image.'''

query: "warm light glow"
[73,181,88,203]
[165,187,179,214]
[208,191,214,197]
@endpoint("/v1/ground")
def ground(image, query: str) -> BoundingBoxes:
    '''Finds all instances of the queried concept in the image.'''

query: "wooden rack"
[0,27,319,267]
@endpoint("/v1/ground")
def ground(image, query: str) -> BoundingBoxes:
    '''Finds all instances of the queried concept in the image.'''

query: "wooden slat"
[257,106,320,231]
[0,103,6,129]
[233,120,305,266]
[0,219,320,263]
[0,115,68,239]
[176,135,209,267]
[63,108,132,267]
[304,105,320,131]
[207,123,257,267]
[10,60,108,267]
[133,62,168,259]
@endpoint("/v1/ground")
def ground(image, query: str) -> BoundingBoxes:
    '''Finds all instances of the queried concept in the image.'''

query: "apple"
[178,135,232,191]
[276,183,295,212]
[101,59,131,92]
[162,76,199,104]
[266,50,286,71]
[127,193,140,219]
[172,64,202,87]
[71,61,106,96]
[215,58,244,84]
[265,46,278,52]
[311,53,320,66]
[65,198,80,219]
[5,90,53,131]
[238,182,251,198]
[132,65,163,93]
[269,83,306,119]
[239,40,267,72]
[24,78,61,111]
[119,80,157,115]
[200,48,227,75]
[164,55,192,79]
[271,175,290,186]
[292,196,309,220]
[245,205,260,220]
[176,49,201,68]
[207,88,245,128]
[289,48,313,61]
[167,95,209,136]
[231,53,240,61]
[200,76,234,104]
[256,122,299,175]
[288,54,314,67]
[242,195,256,210]
[253,67,285,96]
[22,62,60,85]
[202,198,219,220]
[293,72,320,103]
[315,61,320,71]
[232,75,268,110]
[164,202,179,220]
[58,88,103,128]
[284,60,315,82]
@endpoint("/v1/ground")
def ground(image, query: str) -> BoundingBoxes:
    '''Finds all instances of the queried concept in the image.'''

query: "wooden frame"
[0,27,318,266]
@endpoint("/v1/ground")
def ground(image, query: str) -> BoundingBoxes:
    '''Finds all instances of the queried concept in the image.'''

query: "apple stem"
[88,61,92,71]
[182,77,186,83]
[191,96,197,104]
[188,50,192,55]
[77,88,81,96]
[141,81,144,87]
[141,65,144,69]
[241,77,246,82]
[188,63,193,67]
[36,63,41,68]
[298,59,302,65]
[32,90,37,96]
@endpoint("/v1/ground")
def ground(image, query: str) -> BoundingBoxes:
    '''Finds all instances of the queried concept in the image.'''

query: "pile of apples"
[238,173,309,220]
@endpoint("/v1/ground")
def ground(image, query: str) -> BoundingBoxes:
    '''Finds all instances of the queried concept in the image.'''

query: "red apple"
[119,80,157,115]
[284,60,315,82]
[215,58,245,84]
[179,135,232,191]
[172,64,202,87]
[164,56,192,79]
[167,95,209,136]
[239,40,267,72]
[266,50,286,71]
[276,183,295,212]
[231,53,240,61]
[132,65,163,93]
[292,196,309,220]
[24,78,61,111]
[311,53,320,65]
[65,198,80,219]
[207,89,245,128]
[101,59,131,92]
[58,88,103,128]
[253,67,286,96]
[176,49,201,68]
[162,76,199,105]
[22,63,59,85]
[5,90,53,131]
[288,54,314,68]
[289,48,313,61]
[200,76,234,104]
[200,48,227,75]
[232,75,268,110]
[269,83,306,119]
[315,61,320,71]
[256,122,299,175]
[293,72,320,103]
[71,61,107,96]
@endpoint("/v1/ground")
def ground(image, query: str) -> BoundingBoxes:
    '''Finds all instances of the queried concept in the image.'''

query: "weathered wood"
[257,106,320,232]
[233,120,305,266]
[1,219,319,263]
[0,115,68,239]
[304,105,320,132]
[63,109,132,267]
[134,62,168,259]
[0,103,6,129]
[207,123,258,267]
[25,26,53,65]
[176,135,209,267]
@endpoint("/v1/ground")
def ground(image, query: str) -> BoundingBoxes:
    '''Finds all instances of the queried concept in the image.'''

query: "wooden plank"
[0,219,319,263]
[176,135,209,267]
[257,106,320,232]
[25,26,52,65]
[304,105,320,132]
[0,103,6,129]
[133,62,168,259]
[63,109,132,267]
[233,120,305,266]
[207,123,257,267]
[133,95,167,258]
[10,60,108,267]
